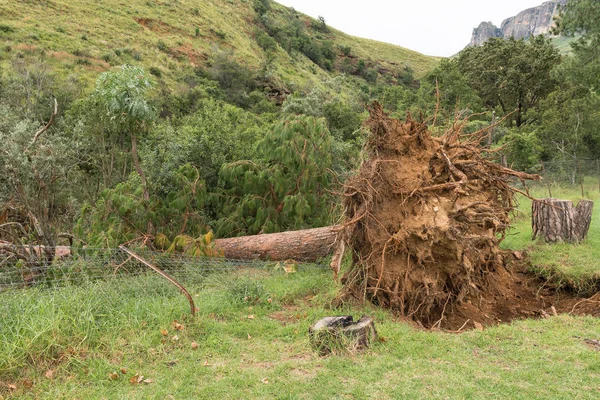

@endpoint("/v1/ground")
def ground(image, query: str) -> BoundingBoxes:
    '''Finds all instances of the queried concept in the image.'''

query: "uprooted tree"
[335,103,539,326]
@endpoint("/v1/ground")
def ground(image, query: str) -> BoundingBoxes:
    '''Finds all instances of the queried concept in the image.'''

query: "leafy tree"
[253,0,270,17]
[456,36,561,127]
[0,58,82,258]
[209,49,256,107]
[92,65,154,201]
[215,116,335,237]
[555,0,600,93]
[421,59,482,114]
[143,98,266,195]
[75,165,209,248]
[536,82,600,161]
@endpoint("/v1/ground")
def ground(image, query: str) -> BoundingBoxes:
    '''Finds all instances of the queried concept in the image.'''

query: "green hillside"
[0,0,438,93]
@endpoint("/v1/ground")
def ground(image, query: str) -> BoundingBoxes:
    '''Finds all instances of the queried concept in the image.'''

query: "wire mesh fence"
[524,159,600,198]
[0,246,330,314]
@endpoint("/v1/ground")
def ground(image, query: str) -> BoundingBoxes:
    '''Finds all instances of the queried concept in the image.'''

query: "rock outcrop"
[469,0,567,46]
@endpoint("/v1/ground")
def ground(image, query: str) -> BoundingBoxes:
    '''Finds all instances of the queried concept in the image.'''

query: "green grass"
[551,35,580,55]
[502,183,600,295]
[0,0,438,93]
[1,263,599,399]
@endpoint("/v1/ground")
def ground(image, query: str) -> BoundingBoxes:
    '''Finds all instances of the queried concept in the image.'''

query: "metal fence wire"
[524,159,600,197]
[0,246,329,314]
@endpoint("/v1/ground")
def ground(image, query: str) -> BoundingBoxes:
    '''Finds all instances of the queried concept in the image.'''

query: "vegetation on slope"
[0,0,437,92]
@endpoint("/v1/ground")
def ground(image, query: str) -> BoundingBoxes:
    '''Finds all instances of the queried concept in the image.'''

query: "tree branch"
[29,97,58,149]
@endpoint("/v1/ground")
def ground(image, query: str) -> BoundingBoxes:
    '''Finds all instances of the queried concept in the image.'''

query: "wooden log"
[2,226,339,263]
[214,226,337,262]
[532,198,594,243]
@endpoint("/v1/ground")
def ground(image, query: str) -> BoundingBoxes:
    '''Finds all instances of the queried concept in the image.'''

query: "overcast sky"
[276,0,546,57]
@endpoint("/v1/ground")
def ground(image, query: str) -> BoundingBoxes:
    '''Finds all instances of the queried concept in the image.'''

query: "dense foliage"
[1,0,599,249]
[215,116,335,236]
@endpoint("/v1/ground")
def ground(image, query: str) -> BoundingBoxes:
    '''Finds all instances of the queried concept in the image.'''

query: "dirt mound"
[337,103,546,328]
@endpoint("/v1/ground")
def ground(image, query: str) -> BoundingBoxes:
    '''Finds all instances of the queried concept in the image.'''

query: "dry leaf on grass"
[172,321,184,331]
[160,329,168,336]
[7,384,16,390]
[171,335,179,342]
[44,369,54,379]
[261,378,269,384]
[247,315,255,320]
[120,368,127,374]
[108,372,119,381]
[129,374,144,385]
[191,341,199,350]
[203,360,210,366]
[247,334,252,340]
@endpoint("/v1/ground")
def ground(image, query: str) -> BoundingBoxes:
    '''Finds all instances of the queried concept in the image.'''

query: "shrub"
[149,66,162,77]
[0,24,15,33]
[253,0,270,16]
[311,16,329,33]
[364,68,378,83]
[157,40,169,53]
[255,30,277,53]
[356,59,366,75]
[72,49,91,58]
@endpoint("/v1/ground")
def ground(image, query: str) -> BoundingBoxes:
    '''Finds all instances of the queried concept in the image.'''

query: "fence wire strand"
[0,246,329,293]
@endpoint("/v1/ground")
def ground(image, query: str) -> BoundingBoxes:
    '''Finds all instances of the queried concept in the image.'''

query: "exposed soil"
[436,256,600,331]
[133,18,181,35]
[336,103,599,330]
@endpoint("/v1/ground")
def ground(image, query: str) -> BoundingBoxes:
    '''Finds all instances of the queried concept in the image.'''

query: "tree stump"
[532,198,594,243]
[308,315,377,355]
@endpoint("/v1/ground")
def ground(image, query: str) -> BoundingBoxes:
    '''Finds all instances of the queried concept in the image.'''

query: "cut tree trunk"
[308,315,378,355]
[532,198,594,243]
[214,226,337,262]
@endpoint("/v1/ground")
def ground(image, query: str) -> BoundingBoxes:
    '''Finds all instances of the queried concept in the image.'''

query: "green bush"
[215,116,335,237]
[0,24,15,33]
[149,66,162,77]
[255,30,277,53]
[157,40,169,53]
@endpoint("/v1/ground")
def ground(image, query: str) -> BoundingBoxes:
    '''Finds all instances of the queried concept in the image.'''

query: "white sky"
[275,0,546,57]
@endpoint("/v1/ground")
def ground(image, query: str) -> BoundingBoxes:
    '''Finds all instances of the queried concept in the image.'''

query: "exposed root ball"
[338,103,538,326]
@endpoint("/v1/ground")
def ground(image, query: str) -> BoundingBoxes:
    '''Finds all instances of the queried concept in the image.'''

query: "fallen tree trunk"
[2,226,339,263]
[214,226,337,262]
[532,198,594,243]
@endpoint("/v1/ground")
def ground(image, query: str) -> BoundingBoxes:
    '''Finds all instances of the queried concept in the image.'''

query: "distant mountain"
[469,0,567,47]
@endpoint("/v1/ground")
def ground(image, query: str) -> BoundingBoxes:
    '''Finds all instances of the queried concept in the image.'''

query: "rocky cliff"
[469,0,567,47]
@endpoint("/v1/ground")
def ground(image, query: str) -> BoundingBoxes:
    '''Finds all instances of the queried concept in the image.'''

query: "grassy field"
[1,257,599,399]
[1,184,599,399]
[502,183,600,295]
[0,0,438,93]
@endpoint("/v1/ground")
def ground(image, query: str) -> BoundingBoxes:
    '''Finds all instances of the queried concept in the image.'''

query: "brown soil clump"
[337,103,549,328]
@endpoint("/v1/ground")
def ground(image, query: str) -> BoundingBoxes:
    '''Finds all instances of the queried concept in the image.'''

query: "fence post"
[597,159,600,193]
[577,160,584,198]
[542,162,552,198]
